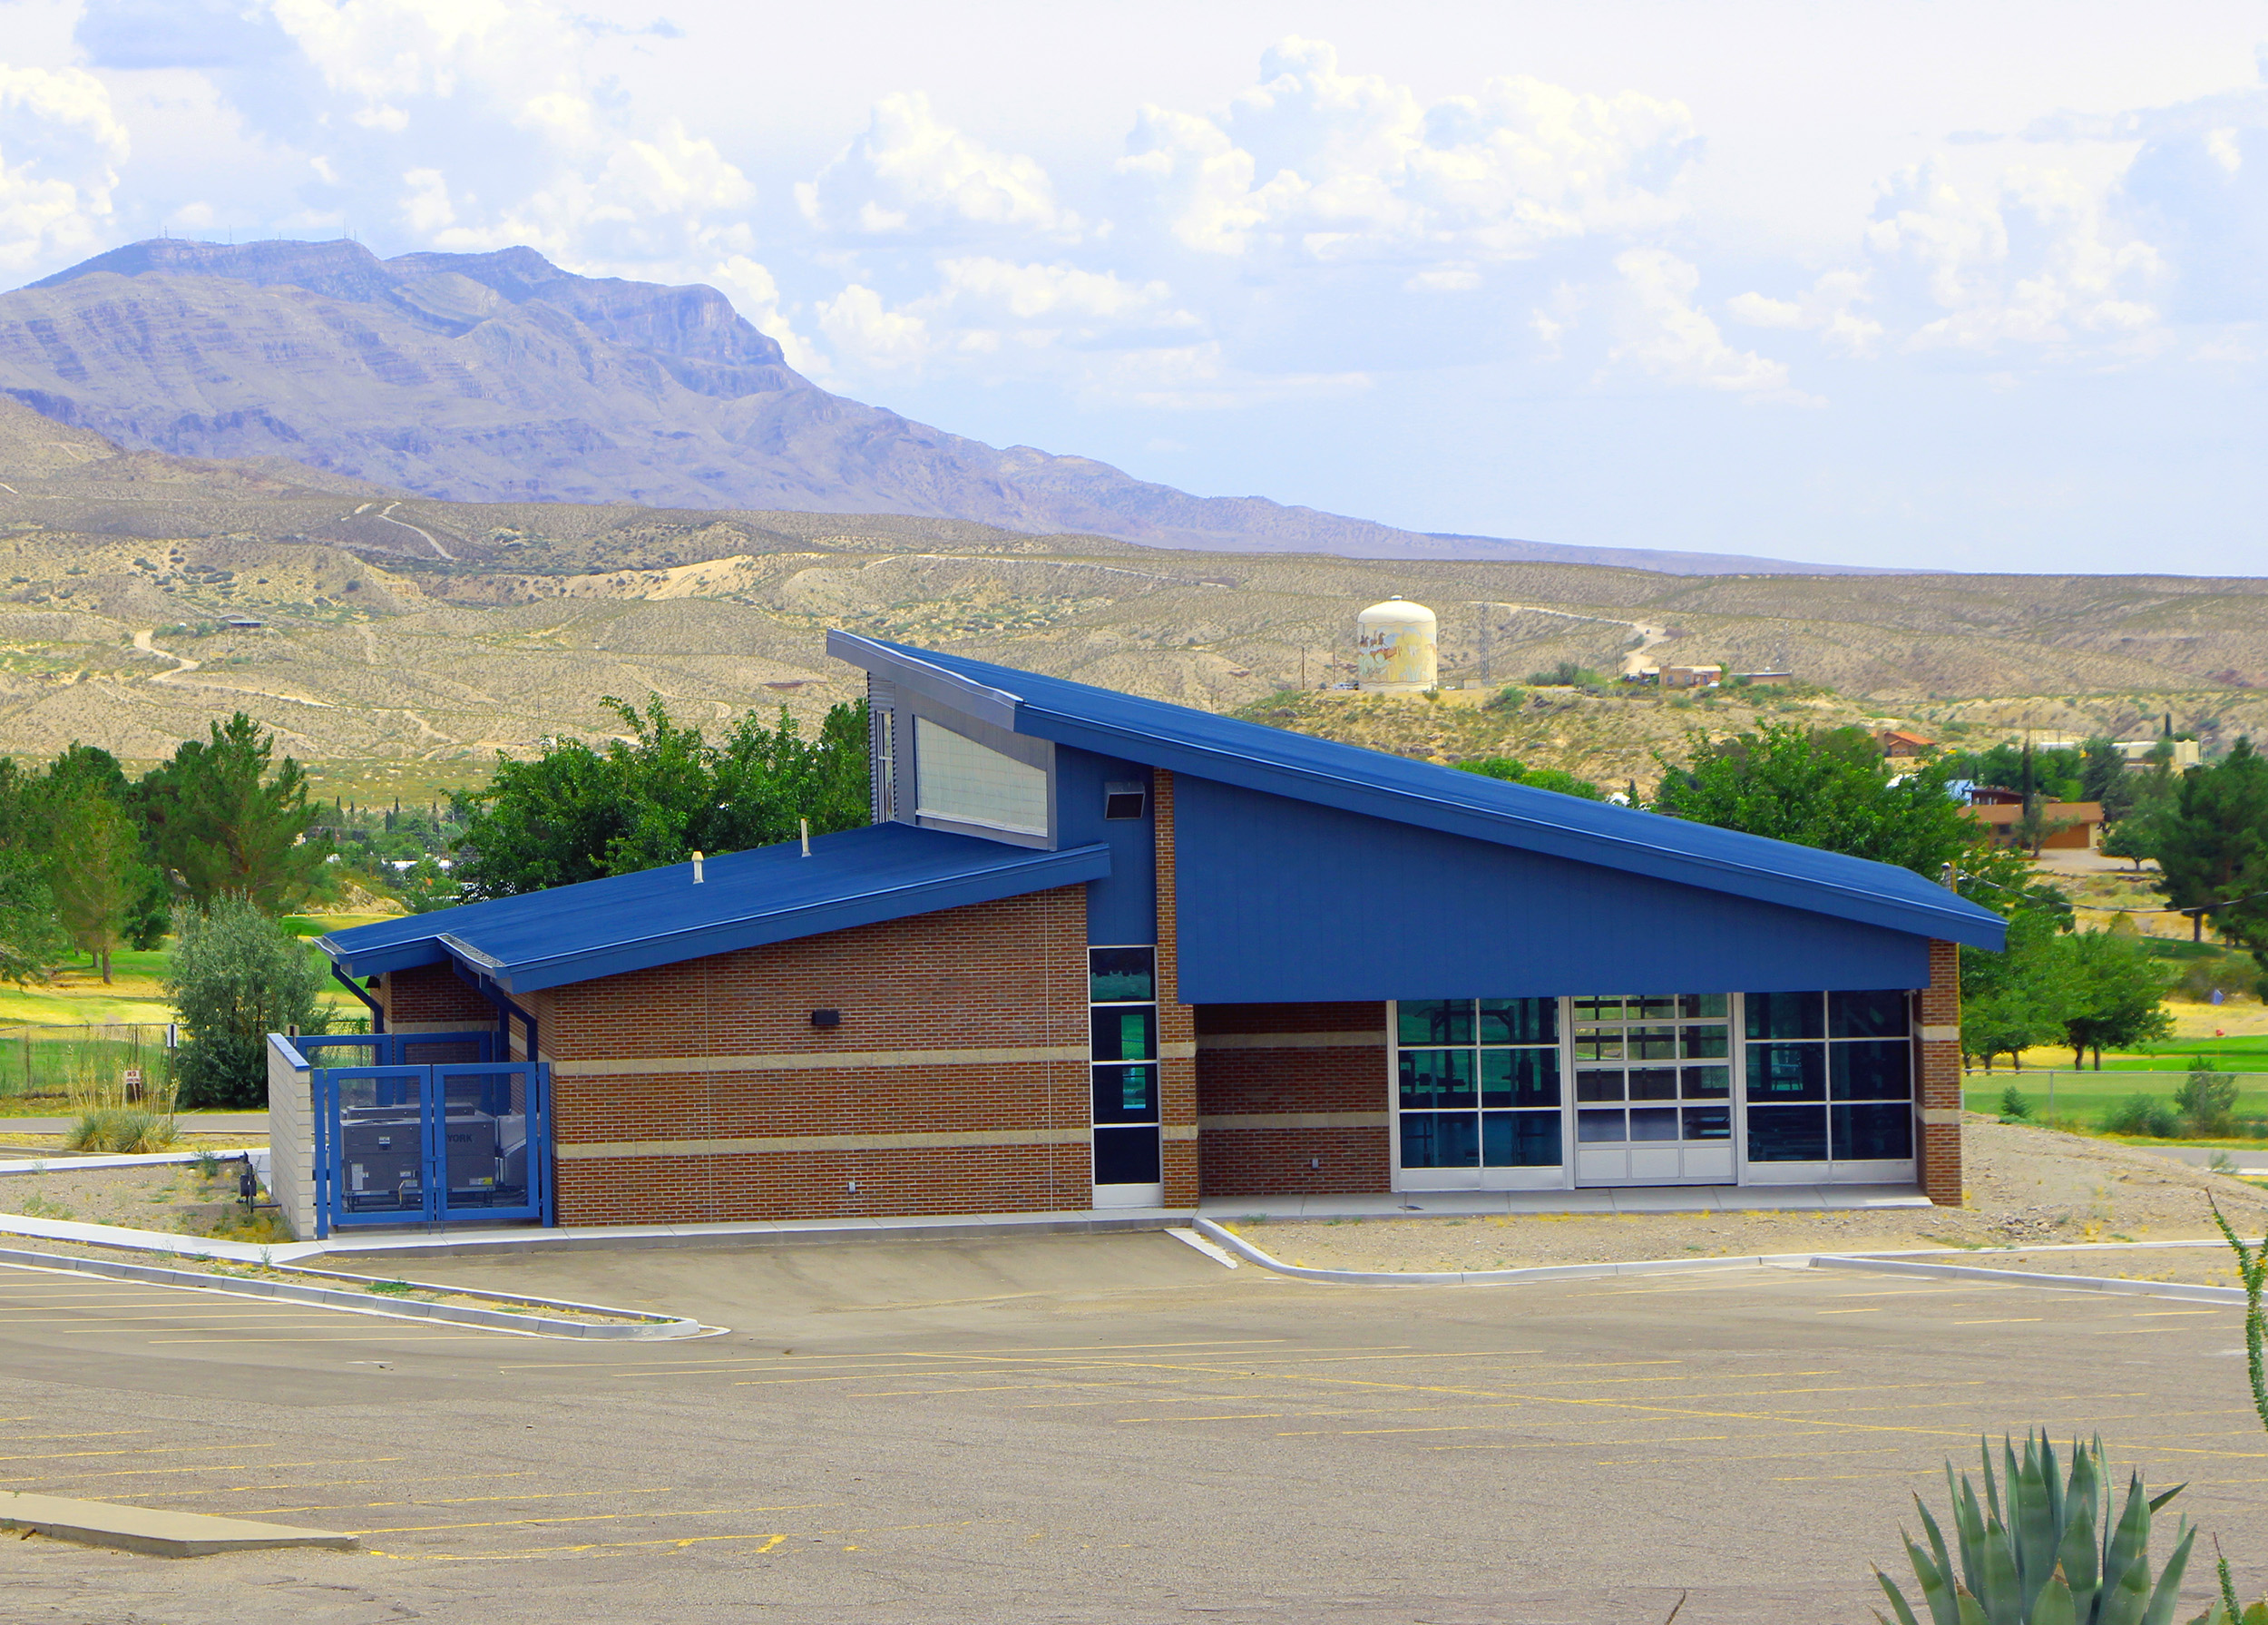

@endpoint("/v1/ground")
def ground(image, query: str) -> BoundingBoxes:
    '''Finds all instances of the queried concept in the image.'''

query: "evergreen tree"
[2155,737,2268,951]
[134,713,330,912]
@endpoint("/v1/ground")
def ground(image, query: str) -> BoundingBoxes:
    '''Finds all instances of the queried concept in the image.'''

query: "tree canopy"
[452,696,872,900]
[2154,736,2268,956]
[165,896,332,1109]
[135,713,330,912]
[1453,757,1604,799]
[1651,722,2034,913]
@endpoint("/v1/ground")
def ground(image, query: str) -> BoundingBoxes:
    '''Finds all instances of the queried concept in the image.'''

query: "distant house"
[2114,739,2201,770]
[1960,799,2103,850]
[1735,671,1794,686]
[1662,664,1722,689]
[1877,730,1935,759]
[1959,785,2025,807]
[220,614,265,631]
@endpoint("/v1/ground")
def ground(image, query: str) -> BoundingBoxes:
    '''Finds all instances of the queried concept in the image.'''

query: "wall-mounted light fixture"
[809,1009,841,1029]
[1104,781,1147,820]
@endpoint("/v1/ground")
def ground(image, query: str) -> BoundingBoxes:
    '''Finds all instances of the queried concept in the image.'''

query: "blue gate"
[305,1032,552,1238]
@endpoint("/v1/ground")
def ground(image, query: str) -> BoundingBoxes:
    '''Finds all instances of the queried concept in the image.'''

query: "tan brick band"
[552,1046,1087,1077]
[1195,1033,1388,1051]
[559,1127,1092,1160]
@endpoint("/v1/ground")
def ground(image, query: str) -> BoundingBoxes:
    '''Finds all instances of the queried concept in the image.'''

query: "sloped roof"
[321,822,1111,993]
[832,631,2007,951]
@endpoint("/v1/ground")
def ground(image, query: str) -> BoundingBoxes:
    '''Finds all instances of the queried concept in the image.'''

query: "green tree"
[41,786,151,984]
[2079,736,2136,818]
[2058,929,2175,1068]
[165,896,332,1109]
[1652,722,2033,912]
[135,713,330,912]
[1453,757,1605,799]
[453,696,872,900]
[2155,736,2268,951]
[2100,812,2157,870]
[0,849,67,985]
[1959,908,2074,1072]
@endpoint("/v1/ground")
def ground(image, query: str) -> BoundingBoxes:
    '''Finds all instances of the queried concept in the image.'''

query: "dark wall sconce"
[1104,781,1147,820]
[809,1009,842,1029]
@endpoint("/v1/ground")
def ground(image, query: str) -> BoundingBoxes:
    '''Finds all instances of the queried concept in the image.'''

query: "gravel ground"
[1225,1117,2268,1274]
[0,1159,259,1234]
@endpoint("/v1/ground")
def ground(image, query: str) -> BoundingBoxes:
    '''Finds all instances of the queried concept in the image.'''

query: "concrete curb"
[0,1148,269,1176]
[0,1491,357,1557]
[1189,1219,1820,1286]
[1190,1221,2253,1302]
[1808,1254,2247,1305]
[307,1208,1198,1259]
[0,1248,705,1340]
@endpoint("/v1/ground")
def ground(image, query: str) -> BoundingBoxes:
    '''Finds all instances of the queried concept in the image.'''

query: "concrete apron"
[0,1492,357,1557]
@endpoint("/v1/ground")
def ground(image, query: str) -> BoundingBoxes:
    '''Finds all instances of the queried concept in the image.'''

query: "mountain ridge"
[0,238,1883,575]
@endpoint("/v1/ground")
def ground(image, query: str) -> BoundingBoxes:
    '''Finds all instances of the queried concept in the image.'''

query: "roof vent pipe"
[692,851,704,884]
[801,817,811,857]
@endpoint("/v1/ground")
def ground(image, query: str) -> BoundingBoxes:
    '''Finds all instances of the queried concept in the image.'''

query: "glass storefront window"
[1744,990,1913,1165]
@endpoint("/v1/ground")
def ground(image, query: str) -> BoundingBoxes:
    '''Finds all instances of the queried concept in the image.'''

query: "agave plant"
[1875,1433,2194,1625]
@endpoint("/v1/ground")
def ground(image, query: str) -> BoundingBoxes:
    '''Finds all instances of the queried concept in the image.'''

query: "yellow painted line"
[0,1431,149,1442]
[1947,1319,2044,1326]
[1816,1309,1884,1315]
[349,1502,833,1536]
[142,1334,509,1345]
[1116,1412,1287,1424]
[1420,1433,1732,1452]
[2133,1311,2225,1317]
[152,1471,533,1501]
[0,1442,269,1464]
[2,1457,407,1485]
[496,1338,1299,1371]
[368,1519,980,1562]
[244,1487,673,1516]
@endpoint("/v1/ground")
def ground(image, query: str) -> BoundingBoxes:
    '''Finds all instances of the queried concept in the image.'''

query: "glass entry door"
[1570,995,1735,1185]
[1090,946,1161,1208]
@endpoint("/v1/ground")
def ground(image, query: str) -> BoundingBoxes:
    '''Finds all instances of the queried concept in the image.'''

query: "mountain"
[0,238,1870,574]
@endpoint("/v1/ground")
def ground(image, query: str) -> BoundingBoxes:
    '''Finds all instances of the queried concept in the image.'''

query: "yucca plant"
[1875,1433,2193,1625]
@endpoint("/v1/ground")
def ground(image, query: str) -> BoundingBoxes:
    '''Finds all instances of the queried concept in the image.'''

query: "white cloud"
[816,282,933,369]
[1608,249,1811,401]
[1118,36,1696,266]
[800,92,1077,241]
[1725,269,1882,357]
[0,64,129,272]
[1865,161,2163,353]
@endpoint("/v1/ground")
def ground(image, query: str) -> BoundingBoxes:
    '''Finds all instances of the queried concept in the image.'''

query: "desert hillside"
[0,397,2263,792]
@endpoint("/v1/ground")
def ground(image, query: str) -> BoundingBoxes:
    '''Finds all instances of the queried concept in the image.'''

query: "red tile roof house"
[268,635,2006,1241]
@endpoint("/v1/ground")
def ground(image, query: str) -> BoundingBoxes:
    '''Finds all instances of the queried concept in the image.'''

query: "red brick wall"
[1917,938,1963,1206]
[1195,1001,1390,1197]
[377,964,495,1032]
[1154,770,1199,1206]
[539,884,1091,1225]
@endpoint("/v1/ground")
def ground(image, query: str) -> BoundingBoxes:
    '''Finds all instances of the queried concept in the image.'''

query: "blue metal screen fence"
[302,1032,552,1237]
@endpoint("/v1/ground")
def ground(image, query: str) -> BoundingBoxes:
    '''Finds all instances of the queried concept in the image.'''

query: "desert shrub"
[64,1107,179,1153]
[2102,1092,2183,1138]
[2177,1064,2242,1137]
[1525,661,1603,687]
[1998,1085,2031,1122]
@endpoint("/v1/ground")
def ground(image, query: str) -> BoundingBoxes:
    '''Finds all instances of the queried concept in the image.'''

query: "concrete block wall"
[1195,1001,1391,1197]
[534,884,1092,1225]
[1917,938,1963,1206]
[265,1035,315,1240]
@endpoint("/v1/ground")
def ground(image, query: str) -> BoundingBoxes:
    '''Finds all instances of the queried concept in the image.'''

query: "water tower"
[1354,596,1438,694]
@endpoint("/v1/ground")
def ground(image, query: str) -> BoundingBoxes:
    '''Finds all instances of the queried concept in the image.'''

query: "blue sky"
[3,0,2266,573]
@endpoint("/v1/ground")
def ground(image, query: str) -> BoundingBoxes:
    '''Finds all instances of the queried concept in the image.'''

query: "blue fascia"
[828,631,2008,953]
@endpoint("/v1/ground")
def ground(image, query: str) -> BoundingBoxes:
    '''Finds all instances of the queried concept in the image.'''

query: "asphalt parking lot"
[3,1235,2265,1624]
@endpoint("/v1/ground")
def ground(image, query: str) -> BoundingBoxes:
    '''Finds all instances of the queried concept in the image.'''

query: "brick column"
[1916,938,1963,1206]
[1154,769,1200,1209]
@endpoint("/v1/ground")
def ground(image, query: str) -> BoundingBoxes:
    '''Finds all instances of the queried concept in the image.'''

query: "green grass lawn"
[1966,1063,2268,1131]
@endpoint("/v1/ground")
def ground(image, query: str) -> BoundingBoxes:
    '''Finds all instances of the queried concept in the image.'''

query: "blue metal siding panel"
[826,632,2008,954]
[1173,777,1931,1003]
[1053,746,1156,945]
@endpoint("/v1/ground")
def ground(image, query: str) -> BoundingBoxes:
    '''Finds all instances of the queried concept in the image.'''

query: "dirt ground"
[1227,1117,2268,1275]
[1947,1245,2243,1288]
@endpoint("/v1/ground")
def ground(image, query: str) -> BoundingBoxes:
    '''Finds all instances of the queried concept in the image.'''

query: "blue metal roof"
[831,631,2008,951]
[320,822,1112,994]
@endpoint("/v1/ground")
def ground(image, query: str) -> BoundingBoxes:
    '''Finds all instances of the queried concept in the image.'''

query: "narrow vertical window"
[1090,947,1160,1194]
